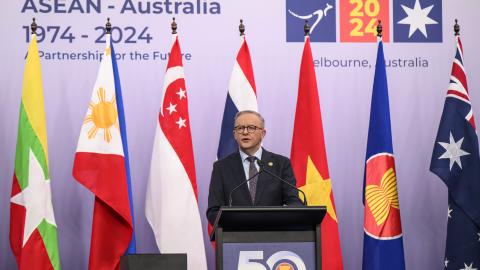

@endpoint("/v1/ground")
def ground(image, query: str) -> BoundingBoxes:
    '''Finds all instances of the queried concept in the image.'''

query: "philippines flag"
[362,39,405,270]
[73,33,134,269]
[290,34,343,270]
[145,31,207,270]
[430,34,480,269]
[217,33,258,160]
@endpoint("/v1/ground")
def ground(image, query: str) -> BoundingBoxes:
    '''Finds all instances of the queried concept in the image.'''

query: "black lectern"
[120,254,187,270]
[211,206,326,270]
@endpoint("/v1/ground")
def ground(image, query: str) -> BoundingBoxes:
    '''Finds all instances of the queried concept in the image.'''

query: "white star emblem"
[10,150,57,246]
[477,232,480,241]
[438,132,470,170]
[165,102,177,115]
[176,88,186,100]
[397,0,438,38]
[460,262,477,270]
[444,258,449,268]
[176,117,187,129]
[447,206,452,219]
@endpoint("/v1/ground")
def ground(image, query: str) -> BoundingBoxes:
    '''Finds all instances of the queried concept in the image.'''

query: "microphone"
[228,165,262,207]
[257,160,308,206]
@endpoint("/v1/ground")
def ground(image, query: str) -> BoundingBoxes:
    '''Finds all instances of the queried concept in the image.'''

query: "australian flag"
[430,35,480,269]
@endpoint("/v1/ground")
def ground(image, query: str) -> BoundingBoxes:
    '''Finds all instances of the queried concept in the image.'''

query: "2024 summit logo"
[286,0,442,43]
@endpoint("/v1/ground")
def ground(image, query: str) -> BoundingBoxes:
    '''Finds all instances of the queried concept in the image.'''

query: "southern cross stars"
[438,132,470,170]
[460,262,477,270]
[397,0,438,38]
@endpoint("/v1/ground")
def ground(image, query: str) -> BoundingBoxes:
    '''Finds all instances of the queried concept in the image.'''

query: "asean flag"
[72,34,133,270]
[145,33,208,270]
[291,35,343,270]
[362,39,405,270]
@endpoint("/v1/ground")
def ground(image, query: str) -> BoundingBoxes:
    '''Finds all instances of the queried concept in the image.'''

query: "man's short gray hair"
[234,110,265,128]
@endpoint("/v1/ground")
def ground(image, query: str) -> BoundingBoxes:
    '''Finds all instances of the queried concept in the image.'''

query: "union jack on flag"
[430,34,480,269]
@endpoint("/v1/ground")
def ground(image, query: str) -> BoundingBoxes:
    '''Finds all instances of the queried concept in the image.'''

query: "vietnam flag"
[145,29,207,270]
[290,35,343,270]
[72,34,134,270]
[10,30,61,270]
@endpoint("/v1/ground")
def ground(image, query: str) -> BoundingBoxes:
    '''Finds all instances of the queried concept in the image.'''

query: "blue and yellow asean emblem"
[364,154,402,238]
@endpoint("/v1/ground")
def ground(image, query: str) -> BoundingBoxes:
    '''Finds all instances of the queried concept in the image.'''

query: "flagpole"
[105,17,111,34]
[25,18,37,60]
[454,19,459,36]
[304,20,310,36]
[171,17,177,34]
[377,20,382,39]
[30,18,37,34]
[239,19,245,36]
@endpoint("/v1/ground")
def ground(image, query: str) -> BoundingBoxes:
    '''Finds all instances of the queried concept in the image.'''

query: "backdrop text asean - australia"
[21,0,221,14]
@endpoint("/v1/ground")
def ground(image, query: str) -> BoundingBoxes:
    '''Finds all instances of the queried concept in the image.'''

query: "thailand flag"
[362,39,405,270]
[217,34,258,160]
[145,32,207,270]
[73,34,135,269]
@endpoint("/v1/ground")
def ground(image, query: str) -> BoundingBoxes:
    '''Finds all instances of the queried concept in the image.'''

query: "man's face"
[233,113,266,155]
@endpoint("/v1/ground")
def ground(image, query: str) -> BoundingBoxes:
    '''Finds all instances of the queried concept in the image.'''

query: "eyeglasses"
[233,125,263,133]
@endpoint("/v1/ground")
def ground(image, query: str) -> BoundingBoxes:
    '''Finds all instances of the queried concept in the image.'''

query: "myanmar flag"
[9,33,61,270]
[291,35,343,270]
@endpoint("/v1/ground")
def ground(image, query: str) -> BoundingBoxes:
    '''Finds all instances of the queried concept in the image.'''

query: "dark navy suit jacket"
[206,148,303,225]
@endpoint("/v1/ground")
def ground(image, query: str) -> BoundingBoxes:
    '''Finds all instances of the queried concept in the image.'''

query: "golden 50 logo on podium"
[238,251,306,270]
[286,0,442,43]
[224,242,315,270]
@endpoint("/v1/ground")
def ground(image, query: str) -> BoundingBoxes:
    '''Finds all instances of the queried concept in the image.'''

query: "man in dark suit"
[206,110,303,225]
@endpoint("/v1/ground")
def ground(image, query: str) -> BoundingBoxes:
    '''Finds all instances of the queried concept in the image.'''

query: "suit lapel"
[230,152,253,204]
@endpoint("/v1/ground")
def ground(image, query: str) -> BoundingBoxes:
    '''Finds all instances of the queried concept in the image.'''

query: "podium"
[211,206,326,270]
[120,254,187,270]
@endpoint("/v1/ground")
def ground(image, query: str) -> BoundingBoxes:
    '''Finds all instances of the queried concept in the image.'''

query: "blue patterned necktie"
[246,156,258,202]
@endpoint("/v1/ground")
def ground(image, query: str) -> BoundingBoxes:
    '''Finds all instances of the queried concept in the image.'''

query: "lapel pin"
[268,162,273,167]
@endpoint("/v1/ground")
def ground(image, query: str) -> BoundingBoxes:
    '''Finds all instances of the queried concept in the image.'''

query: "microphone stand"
[228,169,262,207]
[257,161,308,206]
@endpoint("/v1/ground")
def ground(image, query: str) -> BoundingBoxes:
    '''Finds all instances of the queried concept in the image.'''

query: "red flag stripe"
[236,37,257,95]
[9,176,25,267]
[166,36,183,69]
[452,63,468,93]
[18,230,54,270]
[447,90,470,102]
[73,152,133,269]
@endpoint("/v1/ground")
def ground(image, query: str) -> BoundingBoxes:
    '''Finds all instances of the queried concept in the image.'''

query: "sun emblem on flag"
[83,87,119,142]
